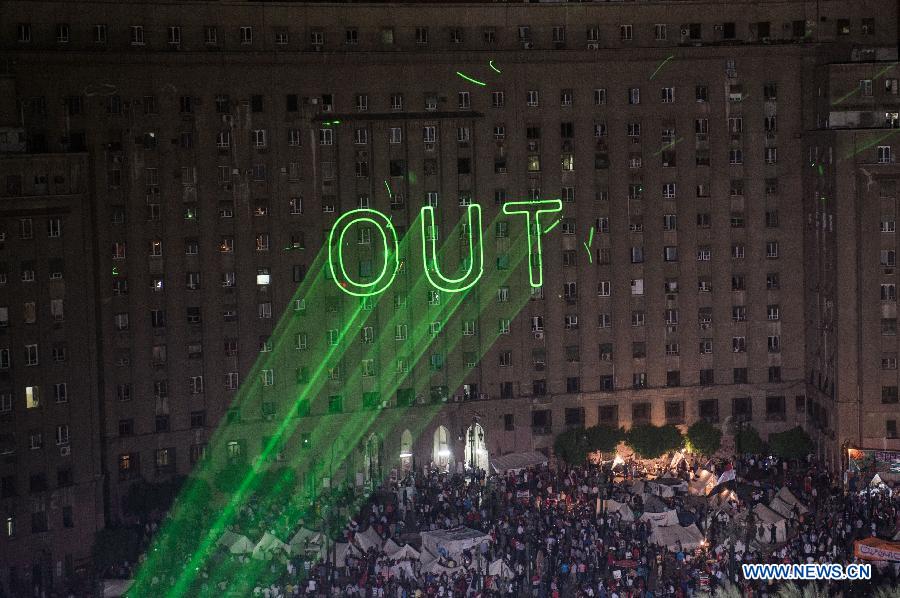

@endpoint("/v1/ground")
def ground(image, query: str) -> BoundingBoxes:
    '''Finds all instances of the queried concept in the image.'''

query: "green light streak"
[649,55,675,80]
[421,204,484,292]
[489,60,501,74]
[131,204,550,597]
[840,128,900,160]
[384,180,392,198]
[328,209,400,297]
[583,242,593,263]
[543,218,562,235]
[653,136,684,156]
[456,71,487,87]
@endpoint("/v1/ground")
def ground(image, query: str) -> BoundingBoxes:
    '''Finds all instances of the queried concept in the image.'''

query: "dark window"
[328,395,343,413]
[504,414,514,431]
[1,476,15,498]
[566,377,581,393]
[564,407,585,427]
[756,21,770,38]
[598,405,618,426]
[118,419,134,436]
[723,22,736,39]
[190,411,205,428]
[362,392,381,410]
[795,395,805,413]
[397,388,414,407]
[251,95,264,112]
[733,368,748,384]
[766,395,786,421]
[531,410,552,435]
[632,403,651,424]
[699,369,714,385]
[286,94,299,112]
[31,512,48,533]
[155,415,170,432]
[500,381,514,399]
[666,371,680,387]
[768,366,782,382]
[390,160,407,177]
[57,469,73,488]
[887,420,898,439]
[882,386,899,404]
[533,379,547,396]
[732,396,753,422]
[599,375,614,391]
[698,399,719,422]
[62,506,74,528]
[665,401,684,424]
[457,158,471,174]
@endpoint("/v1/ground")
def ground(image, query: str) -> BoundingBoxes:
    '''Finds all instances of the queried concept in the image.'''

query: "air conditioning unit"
[533,331,544,339]
[424,143,435,152]
[681,28,689,37]
[323,205,336,213]
[496,167,507,174]
[478,393,488,401]
[587,42,599,50]
[59,445,71,457]
[312,44,322,52]
[453,395,463,403]
[522,42,533,49]
[714,24,723,31]
[417,394,426,405]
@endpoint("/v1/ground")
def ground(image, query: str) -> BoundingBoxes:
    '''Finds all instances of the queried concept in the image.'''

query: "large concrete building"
[0,0,897,593]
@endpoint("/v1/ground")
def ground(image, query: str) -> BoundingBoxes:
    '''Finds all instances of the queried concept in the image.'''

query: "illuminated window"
[20,386,38,414]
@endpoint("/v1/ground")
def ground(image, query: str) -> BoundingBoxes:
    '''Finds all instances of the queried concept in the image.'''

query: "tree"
[553,428,590,464]
[768,426,814,460]
[685,420,723,456]
[584,425,623,455]
[624,424,683,459]
[733,425,765,455]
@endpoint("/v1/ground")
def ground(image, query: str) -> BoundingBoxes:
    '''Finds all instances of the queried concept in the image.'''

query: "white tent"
[355,527,383,552]
[419,548,439,566]
[646,479,688,498]
[630,480,646,495]
[670,452,686,470]
[689,470,717,496]
[752,503,787,543]
[425,558,460,575]
[252,531,290,560]
[769,488,807,519]
[382,538,401,555]
[597,498,635,522]
[421,527,491,560]
[390,543,421,561]
[490,451,549,473]
[640,509,680,528]
[489,559,515,579]
[649,524,704,551]
[102,579,134,597]
[289,528,323,555]
[390,560,416,578]
[333,542,358,565]
[217,530,255,554]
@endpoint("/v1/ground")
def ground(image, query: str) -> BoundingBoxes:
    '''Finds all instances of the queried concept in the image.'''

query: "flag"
[716,466,736,486]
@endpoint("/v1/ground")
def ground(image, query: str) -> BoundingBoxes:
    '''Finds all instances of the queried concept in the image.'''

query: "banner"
[853,537,900,562]
[848,449,900,474]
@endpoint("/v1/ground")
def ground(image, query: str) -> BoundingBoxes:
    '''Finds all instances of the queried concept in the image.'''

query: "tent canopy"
[355,527,383,552]
[752,504,787,543]
[489,559,515,579]
[390,543,421,561]
[640,509,680,528]
[649,524,704,551]
[217,530,255,554]
[490,451,548,473]
[642,494,668,513]
[289,527,322,553]
[421,526,491,559]
[253,531,289,560]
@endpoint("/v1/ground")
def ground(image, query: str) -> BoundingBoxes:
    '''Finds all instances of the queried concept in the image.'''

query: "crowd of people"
[83,450,900,598]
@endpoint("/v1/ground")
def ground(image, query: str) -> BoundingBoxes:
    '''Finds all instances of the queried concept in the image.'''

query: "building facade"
[0,0,897,593]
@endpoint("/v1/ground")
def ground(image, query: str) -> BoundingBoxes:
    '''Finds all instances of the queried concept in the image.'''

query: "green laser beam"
[652,136,684,156]
[649,55,675,80]
[583,242,593,263]
[384,180,392,198]
[131,206,554,596]
[543,218,562,234]
[489,60,501,74]
[456,71,487,87]
[840,128,900,160]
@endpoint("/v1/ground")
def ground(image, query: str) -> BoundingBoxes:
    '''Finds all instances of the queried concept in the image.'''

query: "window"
[620,25,633,40]
[765,147,778,164]
[766,241,779,259]
[416,27,429,44]
[527,90,539,107]
[665,400,684,422]
[628,87,641,105]
[25,344,38,366]
[205,26,218,45]
[560,89,573,106]
[660,87,675,103]
[54,383,67,404]
[130,25,144,45]
[240,26,253,45]
[655,24,667,40]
